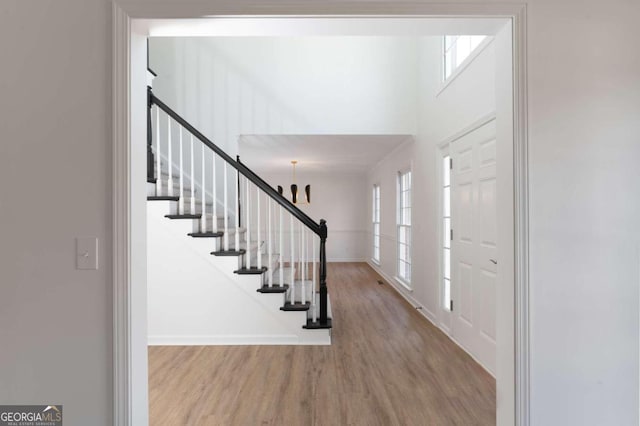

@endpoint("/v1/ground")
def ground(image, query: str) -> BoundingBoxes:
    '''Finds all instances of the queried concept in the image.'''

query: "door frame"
[443,114,499,375]
[112,2,529,425]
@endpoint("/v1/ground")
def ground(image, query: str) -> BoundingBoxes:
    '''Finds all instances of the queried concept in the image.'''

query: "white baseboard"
[366,261,437,324]
[365,260,494,378]
[327,257,367,263]
[148,333,330,346]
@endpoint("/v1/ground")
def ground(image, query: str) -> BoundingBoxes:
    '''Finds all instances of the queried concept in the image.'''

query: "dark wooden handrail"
[148,89,330,327]
[150,92,322,236]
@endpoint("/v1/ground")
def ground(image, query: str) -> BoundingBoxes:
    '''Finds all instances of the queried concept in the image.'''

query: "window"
[397,170,412,284]
[372,185,381,263]
[443,35,487,81]
[442,155,452,311]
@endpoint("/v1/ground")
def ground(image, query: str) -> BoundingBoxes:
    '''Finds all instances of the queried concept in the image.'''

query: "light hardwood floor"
[149,262,496,425]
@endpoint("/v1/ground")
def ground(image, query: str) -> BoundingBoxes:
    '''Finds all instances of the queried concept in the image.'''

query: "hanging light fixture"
[278,160,310,204]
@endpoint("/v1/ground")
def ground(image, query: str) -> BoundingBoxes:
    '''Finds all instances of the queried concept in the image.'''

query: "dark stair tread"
[257,284,289,293]
[189,231,224,238]
[281,301,311,311]
[303,318,332,330]
[148,195,179,201]
[234,266,268,275]
[165,214,201,219]
[211,249,246,256]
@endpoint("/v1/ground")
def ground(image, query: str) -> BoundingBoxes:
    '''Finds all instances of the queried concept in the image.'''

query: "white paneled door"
[450,119,497,375]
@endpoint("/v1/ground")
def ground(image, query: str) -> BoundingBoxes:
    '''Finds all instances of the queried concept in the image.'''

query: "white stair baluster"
[200,144,205,232]
[267,198,272,287]
[299,222,303,290]
[155,107,161,195]
[279,206,284,288]
[167,118,173,196]
[312,234,317,323]
[223,162,229,251]
[190,135,195,214]
[235,169,240,252]
[178,127,184,214]
[301,227,306,305]
[246,179,251,269]
[212,151,217,232]
[257,191,262,269]
[290,214,294,304]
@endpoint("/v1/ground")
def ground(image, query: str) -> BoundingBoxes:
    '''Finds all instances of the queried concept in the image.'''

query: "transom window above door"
[443,35,488,81]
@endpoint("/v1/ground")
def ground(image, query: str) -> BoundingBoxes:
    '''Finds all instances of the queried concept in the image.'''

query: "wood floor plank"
[149,262,496,425]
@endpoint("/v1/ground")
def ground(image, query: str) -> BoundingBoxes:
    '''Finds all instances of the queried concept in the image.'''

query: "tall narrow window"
[372,184,381,263]
[443,35,488,81]
[397,170,412,284]
[442,156,452,310]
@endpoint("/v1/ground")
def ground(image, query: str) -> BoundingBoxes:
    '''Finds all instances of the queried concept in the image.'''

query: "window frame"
[441,152,452,312]
[372,184,381,264]
[396,169,412,288]
[438,35,493,96]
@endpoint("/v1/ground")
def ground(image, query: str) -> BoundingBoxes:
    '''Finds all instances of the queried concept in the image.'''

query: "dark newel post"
[319,219,328,325]
[147,86,155,183]
[236,155,242,227]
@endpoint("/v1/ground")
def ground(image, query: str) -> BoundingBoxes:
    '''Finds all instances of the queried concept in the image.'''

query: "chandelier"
[278,160,310,204]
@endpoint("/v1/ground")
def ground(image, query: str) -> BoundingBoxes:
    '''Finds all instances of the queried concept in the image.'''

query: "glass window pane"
[445,35,456,51]
[456,36,471,64]
[444,218,451,248]
[471,35,486,50]
[445,50,453,78]
[444,248,450,280]
[443,156,450,186]
[443,186,450,217]
[444,278,451,310]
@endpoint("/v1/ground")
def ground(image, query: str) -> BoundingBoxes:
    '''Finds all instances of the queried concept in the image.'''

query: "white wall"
[258,171,368,262]
[0,2,112,425]
[150,36,419,157]
[1,1,639,425]
[366,37,496,325]
[528,4,640,422]
[146,201,329,345]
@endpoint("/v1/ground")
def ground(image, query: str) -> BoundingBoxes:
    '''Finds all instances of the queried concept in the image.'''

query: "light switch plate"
[76,237,98,270]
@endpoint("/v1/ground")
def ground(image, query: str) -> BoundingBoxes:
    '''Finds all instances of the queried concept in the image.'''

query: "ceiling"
[238,134,412,174]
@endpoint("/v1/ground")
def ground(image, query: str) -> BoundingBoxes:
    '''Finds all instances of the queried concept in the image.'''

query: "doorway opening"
[113,6,528,425]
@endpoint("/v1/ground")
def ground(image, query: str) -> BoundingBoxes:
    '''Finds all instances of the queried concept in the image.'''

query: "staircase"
[146,87,332,344]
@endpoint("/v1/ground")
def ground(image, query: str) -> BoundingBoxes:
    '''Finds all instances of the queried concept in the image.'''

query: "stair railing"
[147,87,331,329]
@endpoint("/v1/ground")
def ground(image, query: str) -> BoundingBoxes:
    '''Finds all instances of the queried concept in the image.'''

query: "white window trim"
[372,183,381,264]
[396,168,412,287]
[436,36,494,97]
[394,275,413,292]
[440,149,452,314]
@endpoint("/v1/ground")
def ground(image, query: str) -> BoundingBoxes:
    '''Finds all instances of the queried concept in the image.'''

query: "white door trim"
[112,2,529,425]
[436,112,496,336]
[112,4,131,426]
